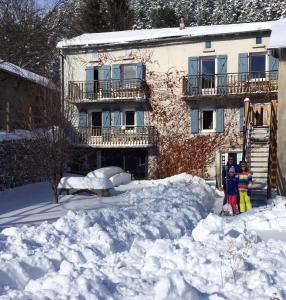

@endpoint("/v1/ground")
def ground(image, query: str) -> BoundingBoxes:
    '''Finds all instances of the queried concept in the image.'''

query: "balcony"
[182,71,278,99]
[70,126,157,148]
[67,79,146,103]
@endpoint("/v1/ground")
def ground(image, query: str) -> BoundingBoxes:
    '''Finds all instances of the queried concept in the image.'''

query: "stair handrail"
[267,100,278,199]
[242,98,253,162]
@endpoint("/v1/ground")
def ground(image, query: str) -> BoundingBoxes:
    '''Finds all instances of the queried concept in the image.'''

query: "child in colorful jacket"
[227,166,239,215]
[238,161,253,212]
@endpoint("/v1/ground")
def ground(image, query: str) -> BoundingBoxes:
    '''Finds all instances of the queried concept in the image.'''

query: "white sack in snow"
[86,166,123,179]
[110,172,131,187]
[57,176,113,190]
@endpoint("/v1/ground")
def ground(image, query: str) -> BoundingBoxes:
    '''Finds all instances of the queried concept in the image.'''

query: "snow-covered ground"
[0,174,285,299]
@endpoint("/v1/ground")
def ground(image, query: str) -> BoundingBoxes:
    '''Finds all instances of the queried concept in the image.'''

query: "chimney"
[179,18,185,30]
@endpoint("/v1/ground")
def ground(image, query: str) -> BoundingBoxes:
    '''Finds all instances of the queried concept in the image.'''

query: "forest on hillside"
[1,0,285,78]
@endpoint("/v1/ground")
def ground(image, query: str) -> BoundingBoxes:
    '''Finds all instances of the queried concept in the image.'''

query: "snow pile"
[0,174,285,299]
[110,172,132,187]
[86,166,124,179]
[0,174,221,299]
[57,176,113,190]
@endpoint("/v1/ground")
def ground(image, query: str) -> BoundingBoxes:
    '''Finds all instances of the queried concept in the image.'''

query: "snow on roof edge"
[0,61,57,90]
[57,21,273,49]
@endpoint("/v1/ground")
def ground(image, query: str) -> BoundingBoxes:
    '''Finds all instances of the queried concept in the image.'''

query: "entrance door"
[253,103,271,126]
[91,112,102,137]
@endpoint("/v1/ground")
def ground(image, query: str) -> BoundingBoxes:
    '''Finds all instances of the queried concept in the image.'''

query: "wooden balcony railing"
[67,79,146,102]
[182,71,278,97]
[70,126,157,147]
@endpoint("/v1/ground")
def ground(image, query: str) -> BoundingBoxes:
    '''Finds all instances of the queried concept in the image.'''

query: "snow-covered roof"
[57,21,272,49]
[0,60,56,89]
[269,18,286,49]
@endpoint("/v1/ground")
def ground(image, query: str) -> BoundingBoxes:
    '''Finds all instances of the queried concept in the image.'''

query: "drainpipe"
[59,50,65,115]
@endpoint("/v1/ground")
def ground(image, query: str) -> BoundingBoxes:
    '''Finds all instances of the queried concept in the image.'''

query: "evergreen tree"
[77,0,134,33]
[150,6,178,28]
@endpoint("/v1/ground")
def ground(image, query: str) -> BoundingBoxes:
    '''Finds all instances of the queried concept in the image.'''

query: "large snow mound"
[0,173,221,299]
[0,174,285,299]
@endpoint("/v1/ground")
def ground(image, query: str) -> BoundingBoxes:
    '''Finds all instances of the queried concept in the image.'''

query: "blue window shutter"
[269,54,279,79]
[101,65,111,97]
[190,109,199,134]
[240,107,244,132]
[112,110,121,132]
[112,64,121,93]
[136,62,145,80]
[112,64,121,80]
[188,57,199,96]
[217,55,227,95]
[85,66,94,98]
[238,53,248,81]
[102,110,111,128]
[216,108,224,133]
[102,110,111,142]
[136,110,144,132]
[79,112,87,128]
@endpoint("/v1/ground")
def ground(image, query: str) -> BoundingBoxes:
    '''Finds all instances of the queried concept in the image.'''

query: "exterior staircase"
[242,100,278,207]
[247,126,270,205]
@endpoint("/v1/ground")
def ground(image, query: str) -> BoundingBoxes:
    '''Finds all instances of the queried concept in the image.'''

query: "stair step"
[250,148,269,153]
[251,172,268,178]
[252,183,268,189]
[250,166,268,173]
[249,162,269,167]
[248,154,269,160]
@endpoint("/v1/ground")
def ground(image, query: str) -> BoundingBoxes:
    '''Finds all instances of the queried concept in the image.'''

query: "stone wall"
[0,139,48,190]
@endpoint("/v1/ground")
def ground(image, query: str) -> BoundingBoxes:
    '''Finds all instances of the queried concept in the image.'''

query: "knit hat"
[229,166,236,173]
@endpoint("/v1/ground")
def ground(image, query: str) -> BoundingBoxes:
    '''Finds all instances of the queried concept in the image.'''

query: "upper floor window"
[121,64,136,80]
[205,40,212,49]
[250,53,265,78]
[201,57,215,89]
[256,36,262,45]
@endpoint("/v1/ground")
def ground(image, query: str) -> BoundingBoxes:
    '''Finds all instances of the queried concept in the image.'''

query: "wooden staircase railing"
[267,100,278,198]
[242,99,253,162]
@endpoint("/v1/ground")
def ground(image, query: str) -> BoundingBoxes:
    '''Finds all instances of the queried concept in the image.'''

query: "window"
[201,110,215,131]
[125,111,135,129]
[205,40,212,49]
[256,36,262,44]
[250,53,265,78]
[121,64,136,80]
[201,57,215,90]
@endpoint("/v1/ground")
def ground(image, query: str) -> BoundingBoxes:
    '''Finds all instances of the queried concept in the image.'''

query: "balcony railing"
[182,71,278,97]
[67,79,146,102]
[70,126,157,148]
